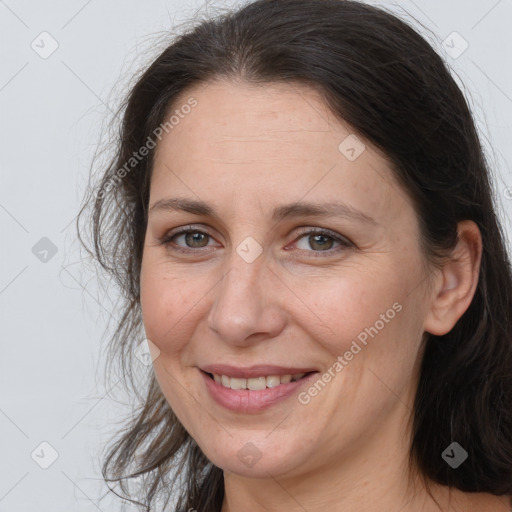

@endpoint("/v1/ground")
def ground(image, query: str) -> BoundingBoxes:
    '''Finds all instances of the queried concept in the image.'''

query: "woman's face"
[140,80,433,480]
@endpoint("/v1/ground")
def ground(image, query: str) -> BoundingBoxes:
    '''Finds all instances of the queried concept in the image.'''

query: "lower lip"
[200,370,318,413]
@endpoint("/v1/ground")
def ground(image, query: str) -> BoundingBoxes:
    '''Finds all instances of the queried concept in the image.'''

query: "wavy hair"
[77,0,512,510]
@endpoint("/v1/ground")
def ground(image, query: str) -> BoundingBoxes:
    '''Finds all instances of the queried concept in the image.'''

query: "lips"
[200,368,320,413]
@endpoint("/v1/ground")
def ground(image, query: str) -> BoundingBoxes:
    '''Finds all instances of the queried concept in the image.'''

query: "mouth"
[201,370,317,391]
[199,368,320,413]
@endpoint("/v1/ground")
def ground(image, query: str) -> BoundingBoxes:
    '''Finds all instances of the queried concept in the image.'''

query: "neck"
[221,467,511,512]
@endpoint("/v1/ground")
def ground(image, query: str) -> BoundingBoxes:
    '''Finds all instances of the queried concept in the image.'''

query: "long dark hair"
[77,0,512,510]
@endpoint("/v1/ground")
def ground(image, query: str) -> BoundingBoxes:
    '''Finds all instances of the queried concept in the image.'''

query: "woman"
[77,0,512,510]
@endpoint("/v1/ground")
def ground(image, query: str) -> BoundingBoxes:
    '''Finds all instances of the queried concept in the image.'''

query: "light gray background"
[1,0,511,510]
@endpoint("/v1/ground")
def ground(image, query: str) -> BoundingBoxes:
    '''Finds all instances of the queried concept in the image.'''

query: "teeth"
[230,377,247,390]
[211,372,307,390]
[247,376,266,390]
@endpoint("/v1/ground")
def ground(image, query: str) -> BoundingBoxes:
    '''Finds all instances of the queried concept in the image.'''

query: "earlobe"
[423,220,482,336]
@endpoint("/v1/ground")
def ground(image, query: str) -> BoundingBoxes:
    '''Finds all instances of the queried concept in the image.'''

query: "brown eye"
[160,227,219,253]
[292,228,352,256]
[182,232,210,248]
[307,233,335,251]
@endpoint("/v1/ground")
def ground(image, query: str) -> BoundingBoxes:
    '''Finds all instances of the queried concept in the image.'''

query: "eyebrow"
[148,197,378,226]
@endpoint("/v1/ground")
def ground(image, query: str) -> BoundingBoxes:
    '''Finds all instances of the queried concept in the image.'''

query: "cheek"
[299,278,421,425]
[139,258,218,365]
[292,264,420,386]
[291,267,398,343]
[140,262,191,354]
[140,264,204,427]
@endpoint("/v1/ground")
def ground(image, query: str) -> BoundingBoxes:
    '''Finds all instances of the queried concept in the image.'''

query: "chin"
[204,437,308,478]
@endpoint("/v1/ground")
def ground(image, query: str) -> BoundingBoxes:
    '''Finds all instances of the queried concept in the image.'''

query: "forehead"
[157,80,357,164]
[150,80,406,220]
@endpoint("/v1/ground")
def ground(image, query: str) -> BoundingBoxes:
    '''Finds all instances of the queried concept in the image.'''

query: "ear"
[423,220,483,336]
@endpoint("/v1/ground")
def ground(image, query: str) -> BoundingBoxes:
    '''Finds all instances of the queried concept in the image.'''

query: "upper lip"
[200,364,319,379]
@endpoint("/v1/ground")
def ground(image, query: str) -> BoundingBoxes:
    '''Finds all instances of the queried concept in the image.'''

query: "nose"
[207,252,287,347]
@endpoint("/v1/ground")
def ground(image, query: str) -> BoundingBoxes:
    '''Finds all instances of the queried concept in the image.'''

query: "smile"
[200,369,319,413]
[209,372,309,390]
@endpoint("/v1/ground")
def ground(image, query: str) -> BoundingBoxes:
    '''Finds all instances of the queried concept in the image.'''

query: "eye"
[159,226,219,254]
[159,225,353,257]
[290,227,352,256]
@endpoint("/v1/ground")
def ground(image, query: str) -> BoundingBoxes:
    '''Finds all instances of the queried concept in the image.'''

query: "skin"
[139,79,510,511]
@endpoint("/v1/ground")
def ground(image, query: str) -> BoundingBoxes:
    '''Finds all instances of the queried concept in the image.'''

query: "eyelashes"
[288,227,352,255]
[158,225,353,257]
